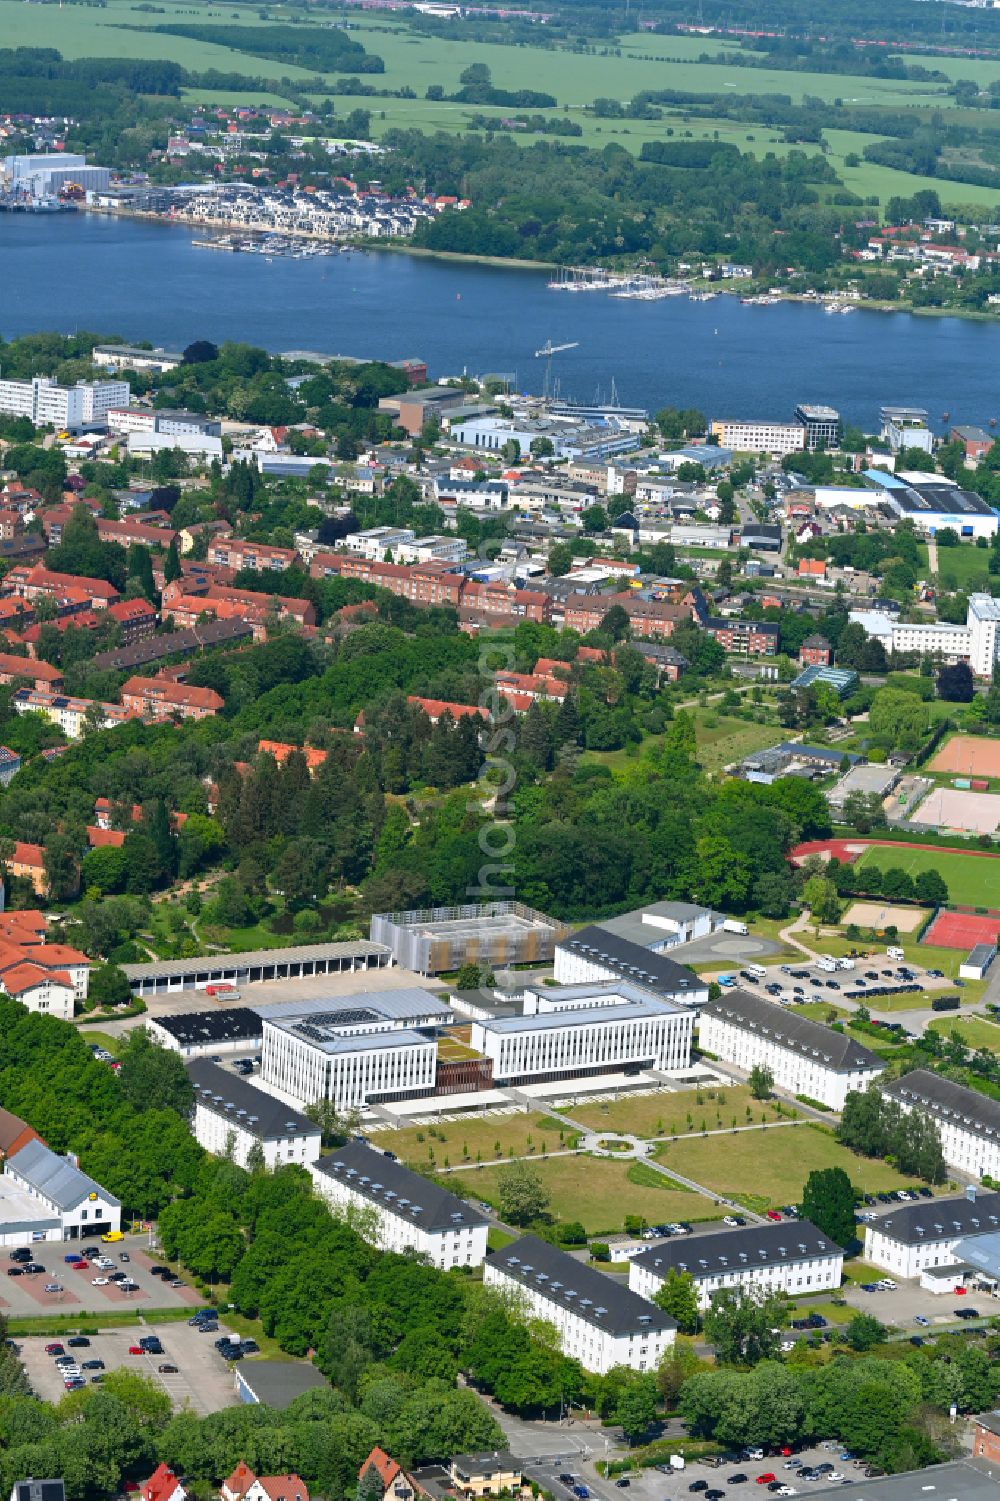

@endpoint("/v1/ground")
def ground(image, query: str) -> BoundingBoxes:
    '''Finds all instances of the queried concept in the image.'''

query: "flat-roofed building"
[122,940,392,998]
[145,1008,264,1056]
[629,1219,842,1309]
[188,1059,321,1169]
[554,926,709,1007]
[881,1070,1000,1184]
[699,988,884,1109]
[709,419,806,456]
[863,1187,1000,1279]
[484,1234,675,1373]
[310,1140,488,1268]
[371,902,567,976]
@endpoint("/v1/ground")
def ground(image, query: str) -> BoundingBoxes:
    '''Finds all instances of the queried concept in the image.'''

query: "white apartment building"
[554,926,709,1007]
[709,419,806,455]
[258,989,452,1111]
[863,1188,1000,1279]
[310,1141,489,1269]
[395,535,468,565]
[12,688,132,739]
[93,345,184,374]
[849,594,1000,677]
[344,526,415,560]
[0,377,130,429]
[187,1059,321,1170]
[698,989,884,1110]
[485,1234,676,1374]
[469,982,693,1086]
[881,1070,1000,1184]
[879,406,933,455]
[4,1139,121,1239]
[629,1219,843,1309]
[107,408,158,435]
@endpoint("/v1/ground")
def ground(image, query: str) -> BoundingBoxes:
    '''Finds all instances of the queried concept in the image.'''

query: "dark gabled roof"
[151,1007,263,1046]
[559,926,706,1000]
[867,1189,1000,1247]
[92,618,253,671]
[882,1069,1000,1146]
[492,1234,676,1339]
[632,1219,838,1281]
[187,1060,319,1142]
[11,1481,66,1501]
[313,1141,488,1234]
[701,988,883,1072]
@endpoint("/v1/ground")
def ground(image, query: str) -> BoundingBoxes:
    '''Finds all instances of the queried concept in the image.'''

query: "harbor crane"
[534,339,579,397]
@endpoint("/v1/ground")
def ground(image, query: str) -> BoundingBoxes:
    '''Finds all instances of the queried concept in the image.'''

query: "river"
[3,211,1000,431]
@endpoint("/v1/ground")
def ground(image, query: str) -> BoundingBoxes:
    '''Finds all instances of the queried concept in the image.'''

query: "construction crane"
[534,339,579,398]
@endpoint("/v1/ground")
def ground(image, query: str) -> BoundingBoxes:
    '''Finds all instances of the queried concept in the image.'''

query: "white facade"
[863,1191,1000,1279]
[629,1222,843,1310]
[192,1099,321,1169]
[395,535,468,565]
[188,1062,322,1170]
[0,377,129,429]
[709,420,806,455]
[553,932,709,1007]
[107,408,157,434]
[344,527,415,559]
[310,1144,488,1270]
[699,991,884,1110]
[126,432,223,461]
[4,975,76,1022]
[969,594,1000,677]
[485,1235,675,1374]
[882,1071,1000,1184]
[849,594,1000,677]
[4,1140,121,1239]
[471,983,693,1085]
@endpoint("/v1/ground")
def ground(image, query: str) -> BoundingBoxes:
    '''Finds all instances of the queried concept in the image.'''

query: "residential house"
[121,676,224,722]
[221,1464,309,1501]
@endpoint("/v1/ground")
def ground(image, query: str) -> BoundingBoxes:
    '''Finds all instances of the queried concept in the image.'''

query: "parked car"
[128,1346,145,1355]
[728,1477,748,1486]
[43,1283,63,1294]
[766,1210,782,1222]
[914,1315,929,1326]
[756,1477,777,1486]
[82,1360,104,1371]
[158,1363,179,1374]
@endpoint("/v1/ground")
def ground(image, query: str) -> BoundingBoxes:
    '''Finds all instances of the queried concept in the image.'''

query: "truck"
[887,946,905,961]
[722,919,749,936]
[717,974,737,988]
[816,957,838,973]
[836,958,855,971]
[669,1456,686,1472]
[204,984,241,1000]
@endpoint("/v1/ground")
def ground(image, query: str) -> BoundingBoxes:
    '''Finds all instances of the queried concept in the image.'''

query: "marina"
[191,234,350,258]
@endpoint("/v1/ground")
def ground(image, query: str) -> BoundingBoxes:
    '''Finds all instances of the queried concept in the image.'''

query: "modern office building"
[863,1187,1000,1279]
[310,1141,488,1268]
[0,376,130,429]
[484,1234,675,1373]
[469,981,693,1085]
[554,927,709,1007]
[794,404,841,451]
[259,990,453,1110]
[881,1070,1000,1184]
[709,419,806,455]
[879,406,933,455]
[629,1219,843,1310]
[370,902,567,976]
[698,989,884,1109]
[187,1060,321,1170]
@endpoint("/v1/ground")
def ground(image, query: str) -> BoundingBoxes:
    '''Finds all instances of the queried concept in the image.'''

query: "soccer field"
[854,844,997,910]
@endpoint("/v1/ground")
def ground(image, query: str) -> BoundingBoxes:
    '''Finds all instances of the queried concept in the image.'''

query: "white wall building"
[259,989,452,1111]
[698,989,884,1110]
[485,1234,676,1374]
[470,982,693,1085]
[395,535,468,565]
[310,1140,489,1269]
[863,1187,1000,1279]
[344,526,415,559]
[554,926,709,1007]
[629,1220,843,1310]
[848,594,1000,677]
[881,1070,1000,1184]
[0,377,130,429]
[187,1059,321,1170]
[4,1139,121,1239]
[709,419,806,455]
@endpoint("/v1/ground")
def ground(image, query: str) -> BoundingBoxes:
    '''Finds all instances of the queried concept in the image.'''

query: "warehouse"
[484,1234,675,1374]
[698,989,884,1109]
[863,1187,1000,1279]
[146,1008,264,1058]
[370,902,567,976]
[123,940,392,997]
[881,1070,1000,1184]
[629,1220,843,1309]
[469,981,693,1085]
[4,1140,121,1240]
[554,927,709,1007]
[259,990,453,1110]
[310,1141,488,1269]
[187,1060,322,1170]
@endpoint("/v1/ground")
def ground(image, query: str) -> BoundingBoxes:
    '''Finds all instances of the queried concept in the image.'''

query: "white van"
[746,963,767,980]
[836,958,855,971]
[887,946,905,961]
[816,957,838,973]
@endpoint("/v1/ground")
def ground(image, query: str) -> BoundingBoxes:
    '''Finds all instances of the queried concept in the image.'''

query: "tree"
[547,543,573,577]
[868,689,929,751]
[702,1287,784,1366]
[749,1064,774,1101]
[799,1166,857,1248]
[42,833,80,903]
[937,660,974,702]
[88,963,132,1009]
[844,1312,888,1351]
[183,340,219,363]
[496,1162,549,1226]
[802,873,840,924]
[615,1372,659,1443]
[164,537,183,584]
[914,868,948,906]
[117,1027,194,1116]
[652,1268,699,1334]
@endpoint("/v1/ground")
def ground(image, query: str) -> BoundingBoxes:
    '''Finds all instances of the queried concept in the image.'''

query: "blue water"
[3,210,1000,430]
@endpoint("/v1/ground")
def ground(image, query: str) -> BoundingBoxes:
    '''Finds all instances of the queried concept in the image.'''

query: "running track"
[791,839,1000,864]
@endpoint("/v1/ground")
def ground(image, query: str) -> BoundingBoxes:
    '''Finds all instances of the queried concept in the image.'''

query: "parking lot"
[733,955,951,1013]
[0,1235,202,1317]
[17,1320,241,1415]
[531,1441,873,1501]
[839,1274,998,1332]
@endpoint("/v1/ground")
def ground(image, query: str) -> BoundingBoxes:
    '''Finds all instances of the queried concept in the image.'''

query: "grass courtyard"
[853,845,995,909]
[570,1085,786,1138]
[927,1015,1000,1053]
[371,1111,579,1168]
[455,1154,720,1235]
[653,1123,919,1212]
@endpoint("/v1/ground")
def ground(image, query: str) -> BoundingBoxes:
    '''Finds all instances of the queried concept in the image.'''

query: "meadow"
[693,714,785,774]
[927,1014,1000,1052]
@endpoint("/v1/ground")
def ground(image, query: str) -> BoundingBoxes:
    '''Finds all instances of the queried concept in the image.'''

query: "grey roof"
[451,1456,522,1480]
[262,989,451,1052]
[187,1060,320,1141]
[236,1360,328,1411]
[93,618,253,672]
[966,944,997,968]
[315,1141,488,1233]
[954,1232,1000,1279]
[882,1069,1000,1145]
[632,1219,838,1282]
[477,983,683,1035]
[7,1140,119,1211]
[811,1461,1000,1501]
[558,926,706,1001]
[892,482,996,519]
[701,988,883,1072]
[151,1008,263,1047]
[868,1189,1000,1246]
[11,1481,66,1501]
[492,1235,675,1339]
[122,940,388,981]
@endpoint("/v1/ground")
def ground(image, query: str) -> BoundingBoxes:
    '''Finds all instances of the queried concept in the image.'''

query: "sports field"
[930,735,1000,780]
[841,900,927,933]
[924,909,1000,950]
[855,844,999,908]
[916,787,1000,837]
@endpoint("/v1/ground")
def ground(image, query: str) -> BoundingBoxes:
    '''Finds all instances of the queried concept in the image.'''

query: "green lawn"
[822,128,1000,211]
[455,1153,721,1234]
[933,544,995,593]
[654,1124,918,1211]
[371,1112,578,1167]
[570,1085,786,1137]
[693,715,784,774]
[853,845,994,909]
[927,1015,1000,1052]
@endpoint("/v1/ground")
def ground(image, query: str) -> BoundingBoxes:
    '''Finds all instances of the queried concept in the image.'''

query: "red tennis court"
[924,910,1000,949]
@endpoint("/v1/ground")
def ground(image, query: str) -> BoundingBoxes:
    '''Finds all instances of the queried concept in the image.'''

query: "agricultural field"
[654,1123,920,1211]
[457,1153,720,1234]
[821,128,1000,210]
[853,843,997,909]
[569,1084,786,1137]
[371,1111,577,1168]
